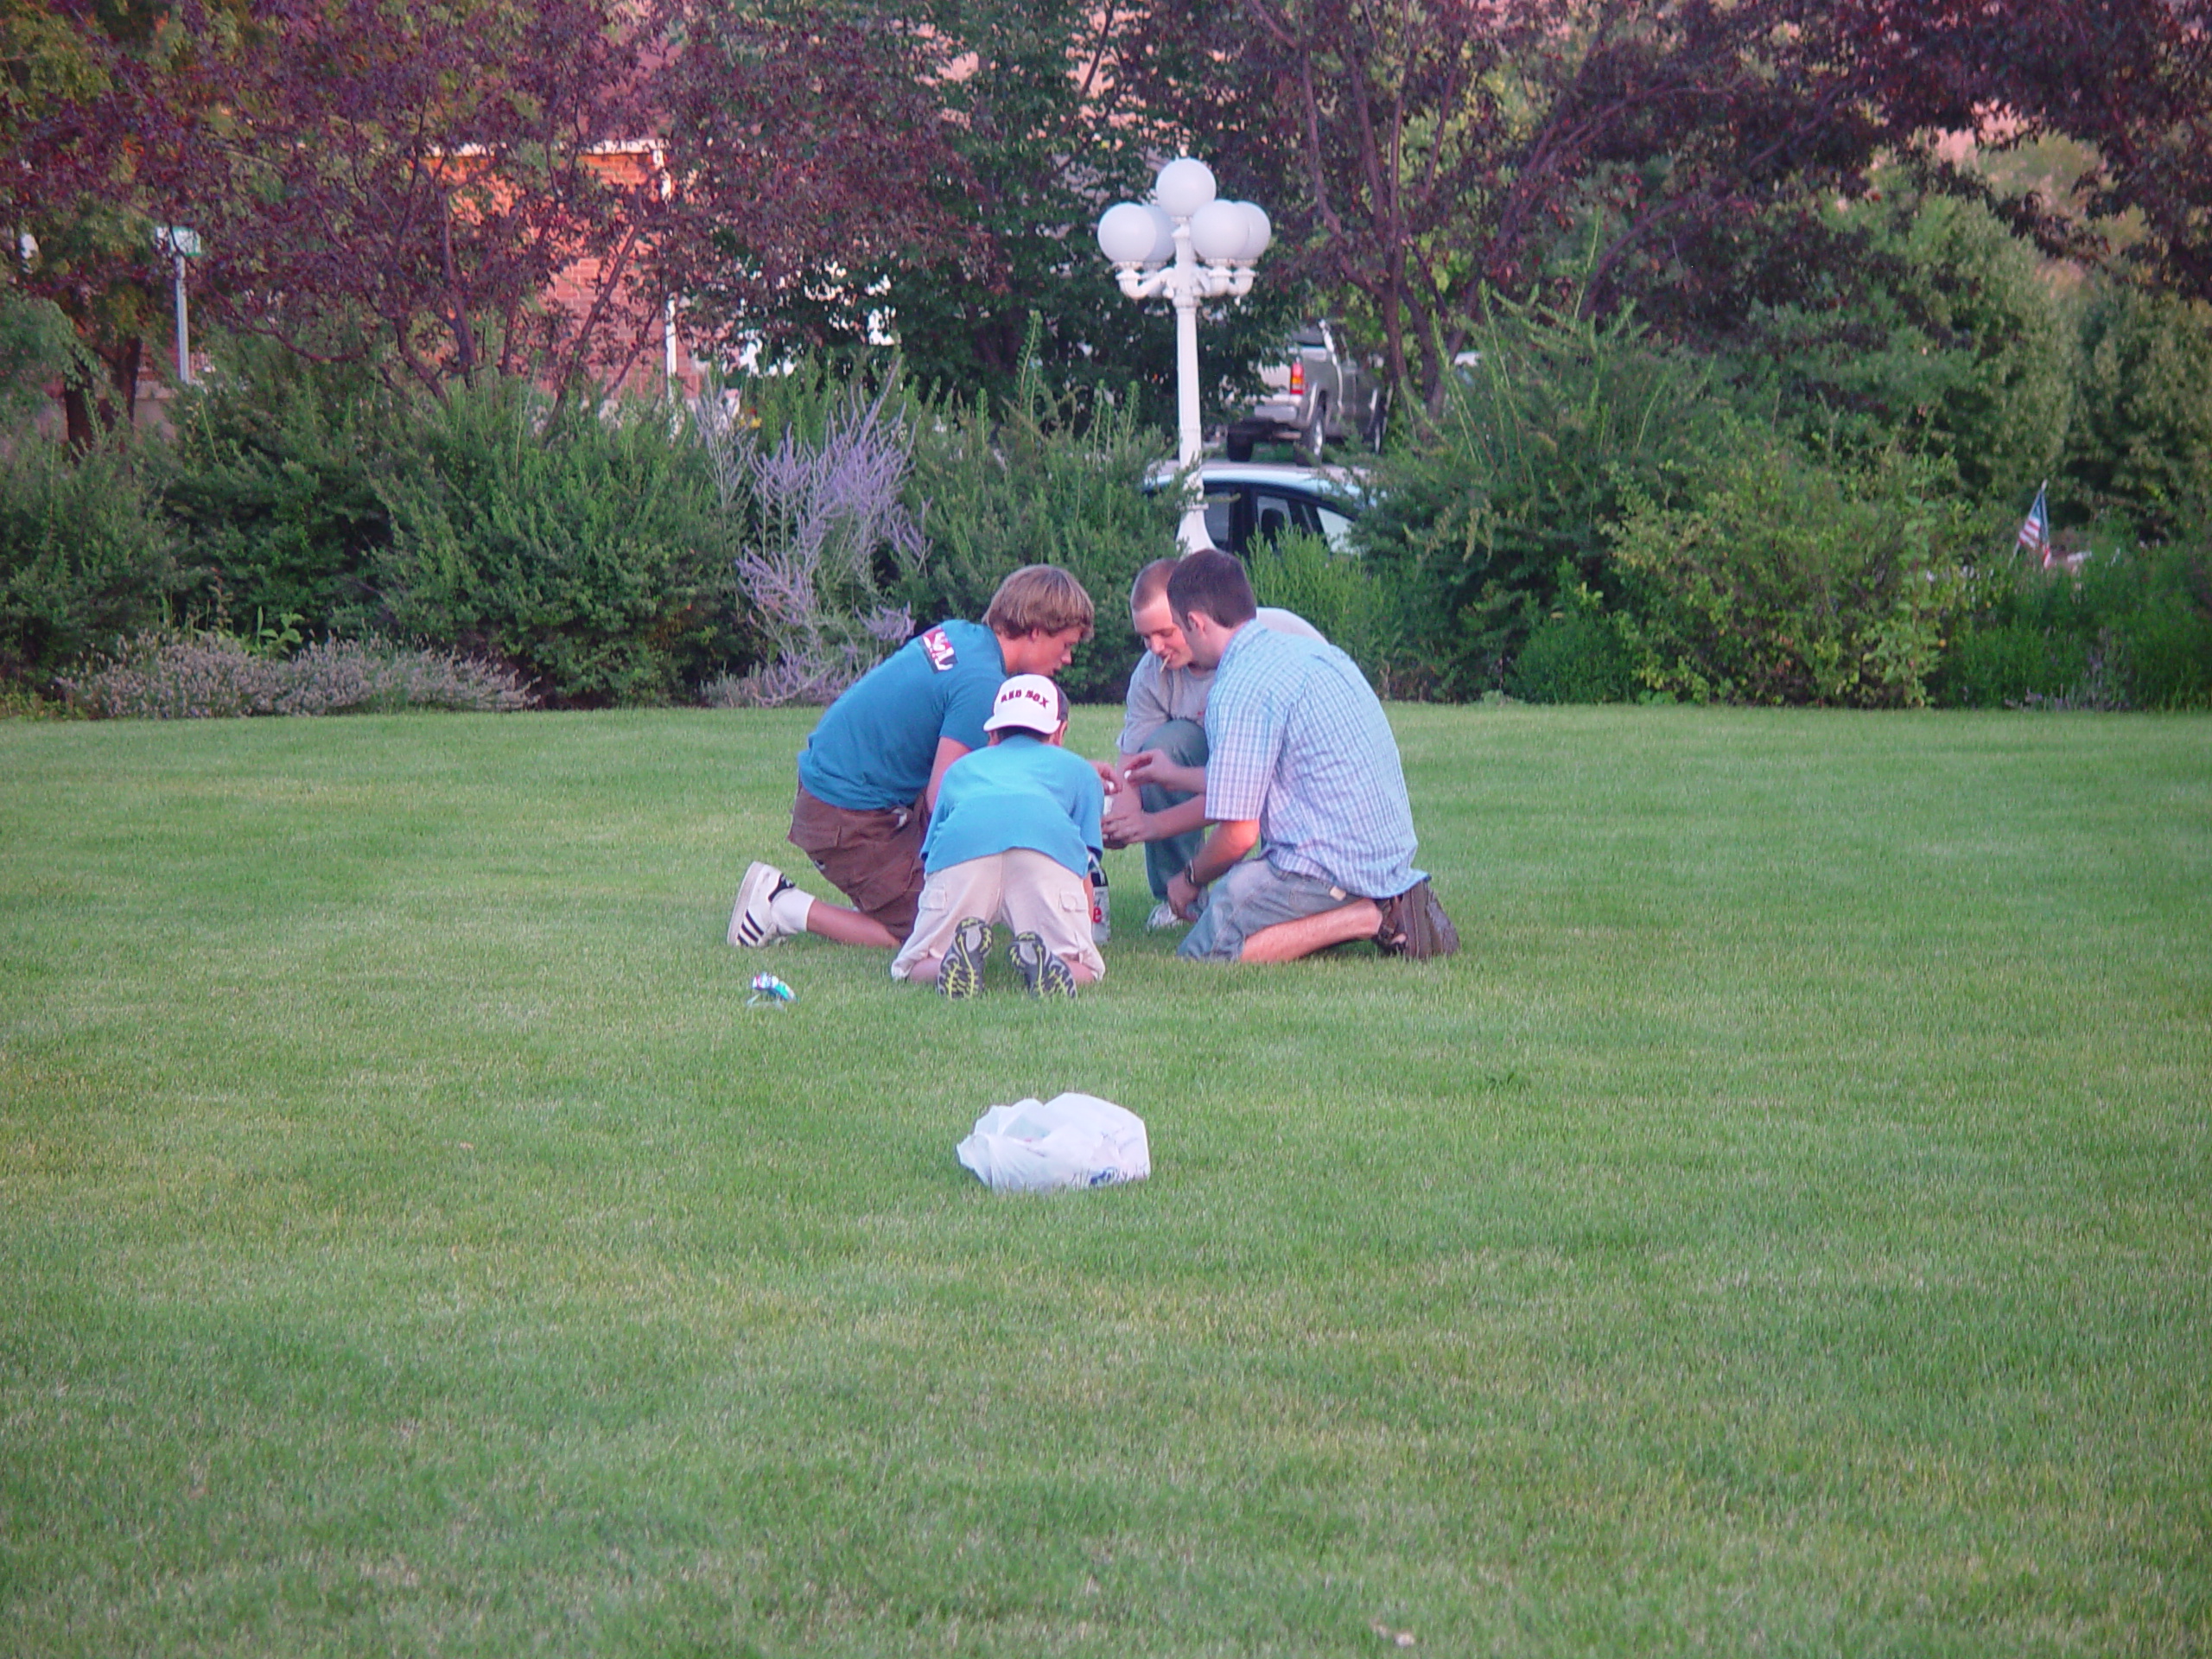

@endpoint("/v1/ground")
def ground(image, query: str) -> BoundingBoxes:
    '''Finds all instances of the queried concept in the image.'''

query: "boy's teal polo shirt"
[796,621,1005,811]
[922,734,1103,880]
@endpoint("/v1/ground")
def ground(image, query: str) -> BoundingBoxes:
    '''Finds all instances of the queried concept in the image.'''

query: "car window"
[1253,493,1296,545]
[1316,504,1354,553]
[1202,492,1236,549]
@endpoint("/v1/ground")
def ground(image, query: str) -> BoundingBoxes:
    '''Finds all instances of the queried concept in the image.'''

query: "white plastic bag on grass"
[957,1092,1149,1193]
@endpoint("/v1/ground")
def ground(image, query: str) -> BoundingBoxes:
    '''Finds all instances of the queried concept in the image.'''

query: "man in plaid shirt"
[1144,549,1456,963]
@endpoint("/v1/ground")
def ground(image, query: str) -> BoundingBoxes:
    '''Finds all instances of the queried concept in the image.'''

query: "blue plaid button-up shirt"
[1202,620,1423,899]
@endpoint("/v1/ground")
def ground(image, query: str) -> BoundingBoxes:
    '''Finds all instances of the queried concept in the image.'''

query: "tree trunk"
[62,335,143,450]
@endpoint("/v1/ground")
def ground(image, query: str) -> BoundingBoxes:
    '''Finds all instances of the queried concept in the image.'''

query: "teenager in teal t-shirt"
[796,619,1005,812]
[728,565,1096,956]
[890,675,1107,997]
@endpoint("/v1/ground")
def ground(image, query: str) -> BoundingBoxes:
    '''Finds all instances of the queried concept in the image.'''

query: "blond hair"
[1129,557,1181,611]
[983,564,1096,639]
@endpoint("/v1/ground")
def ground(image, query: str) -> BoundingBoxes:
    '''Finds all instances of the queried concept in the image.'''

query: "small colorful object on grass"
[747,972,796,1009]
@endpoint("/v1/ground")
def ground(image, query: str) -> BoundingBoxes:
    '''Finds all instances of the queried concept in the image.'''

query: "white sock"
[770,885,816,934]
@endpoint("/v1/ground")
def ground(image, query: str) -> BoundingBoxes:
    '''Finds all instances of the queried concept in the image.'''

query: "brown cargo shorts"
[787,784,929,934]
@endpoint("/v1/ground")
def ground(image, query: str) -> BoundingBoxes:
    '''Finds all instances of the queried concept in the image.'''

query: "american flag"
[2017,483,2050,567]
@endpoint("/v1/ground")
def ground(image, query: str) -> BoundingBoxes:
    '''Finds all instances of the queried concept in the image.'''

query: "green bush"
[1245,529,1396,685]
[2124,546,2212,709]
[367,380,741,706]
[1507,568,1637,703]
[162,343,393,636]
[1936,538,2212,709]
[1358,296,1730,696]
[2063,287,2212,544]
[1719,188,2073,510]
[898,343,1176,703]
[1936,620,2087,709]
[1611,440,1977,707]
[0,439,180,687]
[156,343,756,705]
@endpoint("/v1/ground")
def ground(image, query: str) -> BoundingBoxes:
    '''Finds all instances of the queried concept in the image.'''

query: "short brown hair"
[1129,557,1180,611]
[983,564,1096,639]
[1166,548,1255,630]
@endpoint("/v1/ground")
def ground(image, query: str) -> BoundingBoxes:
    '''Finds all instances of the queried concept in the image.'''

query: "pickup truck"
[1224,320,1388,461]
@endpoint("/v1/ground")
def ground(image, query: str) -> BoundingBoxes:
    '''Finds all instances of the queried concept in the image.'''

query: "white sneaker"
[1145,900,1185,931]
[729,861,795,947]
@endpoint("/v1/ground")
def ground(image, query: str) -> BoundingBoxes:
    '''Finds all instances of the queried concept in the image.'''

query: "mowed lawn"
[1,704,2206,1657]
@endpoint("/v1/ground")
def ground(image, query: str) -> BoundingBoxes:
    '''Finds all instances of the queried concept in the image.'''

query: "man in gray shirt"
[1103,556,1322,927]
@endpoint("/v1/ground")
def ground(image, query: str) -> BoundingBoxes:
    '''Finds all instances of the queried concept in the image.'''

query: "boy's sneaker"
[1144,900,1184,931]
[936,917,993,999]
[1010,931,1077,999]
[728,861,795,947]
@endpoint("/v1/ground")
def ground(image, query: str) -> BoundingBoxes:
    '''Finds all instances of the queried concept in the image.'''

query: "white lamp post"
[153,224,202,386]
[1096,158,1270,549]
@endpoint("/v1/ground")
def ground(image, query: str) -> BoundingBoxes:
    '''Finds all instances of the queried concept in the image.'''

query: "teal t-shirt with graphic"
[796,621,1004,811]
[921,734,1103,880]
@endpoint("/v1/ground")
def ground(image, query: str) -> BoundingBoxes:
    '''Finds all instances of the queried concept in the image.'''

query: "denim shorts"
[1177,858,1353,963]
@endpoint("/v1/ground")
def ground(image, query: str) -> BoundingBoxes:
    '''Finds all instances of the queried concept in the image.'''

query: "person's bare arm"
[1165,818,1260,919]
[1104,790,1209,849]
[925,737,970,813]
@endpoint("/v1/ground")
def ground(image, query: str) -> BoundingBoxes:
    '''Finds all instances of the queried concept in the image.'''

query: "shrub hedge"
[1935,541,2212,710]
[1610,442,1978,709]
[367,381,740,707]
[1355,296,1728,697]
[0,440,180,686]
[57,629,535,718]
[4,294,2208,713]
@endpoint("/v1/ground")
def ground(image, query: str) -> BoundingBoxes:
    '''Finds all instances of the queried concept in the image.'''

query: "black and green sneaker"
[1009,931,1077,999]
[936,917,993,999]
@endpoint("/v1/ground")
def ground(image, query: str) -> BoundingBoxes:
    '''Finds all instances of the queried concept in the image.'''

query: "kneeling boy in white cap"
[890,674,1106,998]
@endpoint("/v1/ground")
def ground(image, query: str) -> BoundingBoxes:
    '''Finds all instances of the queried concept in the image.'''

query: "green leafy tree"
[1709,187,2075,509]
[676,0,1298,422]
[2063,286,2212,543]
[0,288,85,429]
[1117,0,1902,413]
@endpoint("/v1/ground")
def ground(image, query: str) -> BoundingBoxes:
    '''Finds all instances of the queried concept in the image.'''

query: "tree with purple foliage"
[0,0,212,444]
[1113,0,2212,413]
[3,0,971,417]
[168,0,686,404]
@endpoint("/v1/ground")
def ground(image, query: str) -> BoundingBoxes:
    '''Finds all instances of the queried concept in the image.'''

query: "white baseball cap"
[984,673,1066,735]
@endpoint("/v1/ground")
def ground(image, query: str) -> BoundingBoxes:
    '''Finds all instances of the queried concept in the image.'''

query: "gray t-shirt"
[1116,606,1325,753]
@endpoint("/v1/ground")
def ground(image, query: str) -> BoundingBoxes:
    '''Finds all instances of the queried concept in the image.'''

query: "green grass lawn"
[3,704,2207,1656]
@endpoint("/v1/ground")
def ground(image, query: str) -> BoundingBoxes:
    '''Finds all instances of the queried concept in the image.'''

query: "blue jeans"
[1135,718,1209,902]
